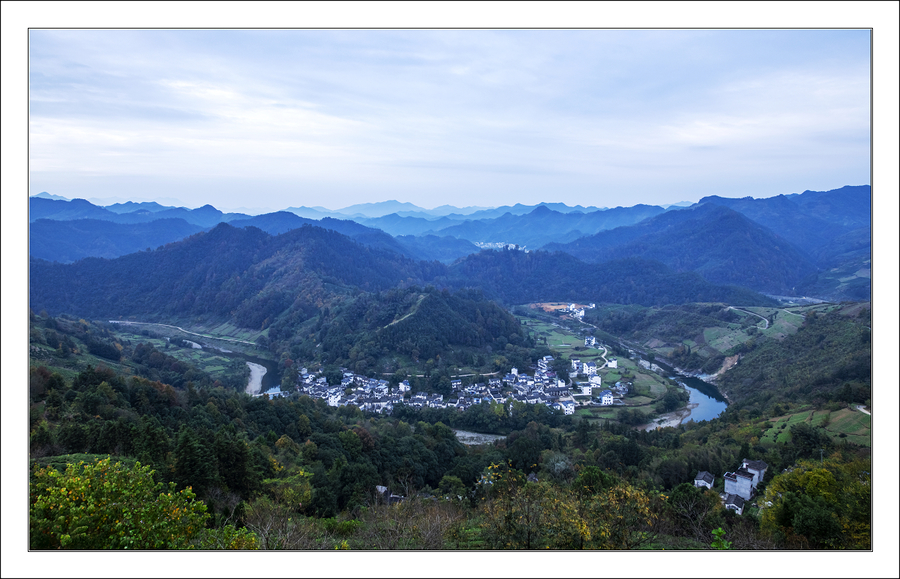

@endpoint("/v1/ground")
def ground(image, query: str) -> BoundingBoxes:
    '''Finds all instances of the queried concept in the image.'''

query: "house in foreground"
[723,469,754,500]
[724,493,746,515]
[721,458,768,514]
[694,471,714,490]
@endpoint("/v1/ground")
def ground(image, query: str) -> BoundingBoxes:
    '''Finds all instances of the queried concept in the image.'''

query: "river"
[677,375,728,424]
[640,365,729,430]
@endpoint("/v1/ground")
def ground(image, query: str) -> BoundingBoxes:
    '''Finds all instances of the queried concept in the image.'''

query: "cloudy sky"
[28,28,870,212]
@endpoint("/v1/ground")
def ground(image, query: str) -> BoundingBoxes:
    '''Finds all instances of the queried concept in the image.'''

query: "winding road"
[728,307,769,329]
[108,320,257,346]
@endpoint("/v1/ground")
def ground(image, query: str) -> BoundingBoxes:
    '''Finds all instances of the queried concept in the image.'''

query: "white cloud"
[27,29,871,208]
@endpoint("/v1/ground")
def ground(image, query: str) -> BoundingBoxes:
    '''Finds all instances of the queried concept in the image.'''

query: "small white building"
[694,471,714,490]
[724,493,745,515]
[607,358,618,369]
[598,390,614,406]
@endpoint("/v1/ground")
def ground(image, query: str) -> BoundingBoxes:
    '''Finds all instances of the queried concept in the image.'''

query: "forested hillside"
[267,286,535,378]
[545,204,819,294]
[444,249,774,307]
[28,310,871,550]
[29,218,206,263]
[29,223,443,325]
[716,305,871,414]
[30,221,776,371]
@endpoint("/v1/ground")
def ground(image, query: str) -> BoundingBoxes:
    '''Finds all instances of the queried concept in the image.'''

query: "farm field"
[521,319,584,349]
[110,326,254,383]
[762,407,871,447]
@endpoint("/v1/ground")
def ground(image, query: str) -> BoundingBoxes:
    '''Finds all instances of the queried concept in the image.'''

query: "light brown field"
[530,302,592,313]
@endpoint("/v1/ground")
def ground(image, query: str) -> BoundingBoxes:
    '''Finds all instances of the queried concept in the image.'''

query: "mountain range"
[28,185,871,300]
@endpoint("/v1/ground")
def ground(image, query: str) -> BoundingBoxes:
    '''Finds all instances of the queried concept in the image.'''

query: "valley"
[26,188,873,553]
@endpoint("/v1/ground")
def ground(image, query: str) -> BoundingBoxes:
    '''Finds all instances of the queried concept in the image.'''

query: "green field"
[109,325,260,384]
[523,320,584,348]
[762,407,871,447]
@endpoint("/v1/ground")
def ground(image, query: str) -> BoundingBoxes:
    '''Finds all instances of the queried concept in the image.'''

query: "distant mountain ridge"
[30,221,774,326]
[545,204,819,294]
[29,218,206,263]
[28,185,870,300]
[29,197,251,227]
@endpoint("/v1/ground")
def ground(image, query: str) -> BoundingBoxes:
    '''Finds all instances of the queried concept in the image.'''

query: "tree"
[174,425,215,496]
[666,483,723,543]
[761,457,870,549]
[582,482,658,549]
[30,458,209,549]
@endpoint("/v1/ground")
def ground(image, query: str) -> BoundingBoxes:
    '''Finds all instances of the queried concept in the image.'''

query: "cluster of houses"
[256,355,627,416]
[566,303,596,320]
[693,458,769,515]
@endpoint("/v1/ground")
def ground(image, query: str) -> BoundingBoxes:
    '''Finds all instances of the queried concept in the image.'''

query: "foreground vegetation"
[28,300,871,550]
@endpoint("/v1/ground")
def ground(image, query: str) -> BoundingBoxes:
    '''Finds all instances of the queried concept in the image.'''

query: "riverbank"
[638,402,699,431]
[246,362,267,396]
[452,429,506,446]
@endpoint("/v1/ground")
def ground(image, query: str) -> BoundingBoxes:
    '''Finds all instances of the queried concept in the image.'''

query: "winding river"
[677,375,728,424]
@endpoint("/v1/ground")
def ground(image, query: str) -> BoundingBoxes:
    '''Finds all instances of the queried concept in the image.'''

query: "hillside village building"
[722,458,768,514]
[694,471,714,489]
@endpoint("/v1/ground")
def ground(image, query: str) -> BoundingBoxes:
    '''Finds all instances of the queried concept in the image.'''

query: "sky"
[27,27,872,212]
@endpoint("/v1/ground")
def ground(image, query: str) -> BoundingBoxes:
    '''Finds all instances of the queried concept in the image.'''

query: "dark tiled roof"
[724,493,745,509]
[743,459,769,471]
[695,471,714,484]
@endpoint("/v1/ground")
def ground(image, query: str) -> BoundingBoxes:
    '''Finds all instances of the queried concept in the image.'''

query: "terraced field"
[762,407,871,447]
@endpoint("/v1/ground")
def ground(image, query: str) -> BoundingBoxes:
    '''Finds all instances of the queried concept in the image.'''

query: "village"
[256,333,629,419]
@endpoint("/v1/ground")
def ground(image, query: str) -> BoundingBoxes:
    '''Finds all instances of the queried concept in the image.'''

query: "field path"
[109,320,257,346]
[728,307,769,329]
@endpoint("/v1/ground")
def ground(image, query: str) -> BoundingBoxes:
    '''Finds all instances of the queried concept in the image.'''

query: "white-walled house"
[694,471,714,490]
[723,469,754,500]
[607,358,618,369]
[581,383,592,396]
[589,374,602,387]
[741,459,768,488]
[724,458,768,501]
[724,494,746,515]
[598,390,614,405]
